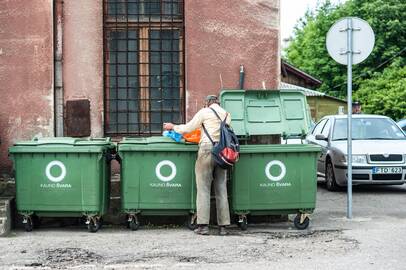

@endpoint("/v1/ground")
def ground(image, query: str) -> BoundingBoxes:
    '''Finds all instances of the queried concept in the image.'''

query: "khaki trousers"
[195,143,230,226]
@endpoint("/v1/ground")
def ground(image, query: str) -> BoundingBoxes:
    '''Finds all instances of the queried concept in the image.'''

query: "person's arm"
[173,110,204,134]
[226,112,231,125]
[163,109,204,134]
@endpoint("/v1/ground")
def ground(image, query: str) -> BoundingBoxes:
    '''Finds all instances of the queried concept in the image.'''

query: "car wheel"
[326,161,339,191]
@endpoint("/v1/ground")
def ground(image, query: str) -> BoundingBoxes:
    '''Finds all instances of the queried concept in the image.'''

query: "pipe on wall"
[239,64,245,89]
[54,0,64,137]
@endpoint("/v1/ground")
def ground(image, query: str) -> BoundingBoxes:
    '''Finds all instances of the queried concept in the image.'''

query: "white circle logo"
[45,161,66,183]
[265,160,286,182]
[155,160,177,182]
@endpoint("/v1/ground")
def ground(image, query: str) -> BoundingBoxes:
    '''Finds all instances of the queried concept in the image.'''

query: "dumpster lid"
[13,137,113,146]
[118,136,198,152]
[220,89,312,137]
[119,136,179,144]
[239,143,321,153]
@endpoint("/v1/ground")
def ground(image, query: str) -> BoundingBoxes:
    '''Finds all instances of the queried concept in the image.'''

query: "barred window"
[104,0,184,136]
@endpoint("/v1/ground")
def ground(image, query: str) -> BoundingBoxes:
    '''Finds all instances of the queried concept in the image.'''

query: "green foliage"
[354,65,406,121]
[284,0,406,119]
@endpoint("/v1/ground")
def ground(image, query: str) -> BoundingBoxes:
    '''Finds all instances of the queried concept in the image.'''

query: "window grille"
[104,0,184,136]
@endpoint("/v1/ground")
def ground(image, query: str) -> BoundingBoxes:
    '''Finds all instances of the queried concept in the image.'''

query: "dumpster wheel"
[23,216,33,232]
[294,214,310,230]
[128,215,140,231]
[237,215,248,231]
[186,213,197,230]
[87,216,101,233]
[32,215,41,229]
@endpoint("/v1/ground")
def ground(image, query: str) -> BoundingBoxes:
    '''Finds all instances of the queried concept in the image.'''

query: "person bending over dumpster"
[163,95,231,235]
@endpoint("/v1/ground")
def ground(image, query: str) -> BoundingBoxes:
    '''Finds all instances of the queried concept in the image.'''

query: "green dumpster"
[232,144,320,229]
[220,89,321,230]
[9,137,115,232]
[118,137,198,230]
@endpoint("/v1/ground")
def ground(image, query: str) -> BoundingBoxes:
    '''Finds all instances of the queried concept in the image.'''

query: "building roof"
[280,82,346,103]
[281,61,322,87]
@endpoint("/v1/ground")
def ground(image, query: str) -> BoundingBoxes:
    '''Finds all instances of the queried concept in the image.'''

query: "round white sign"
[45,160,66,183]
[326,17,375,65]
[155,160,177,182]
[265,160,286,182]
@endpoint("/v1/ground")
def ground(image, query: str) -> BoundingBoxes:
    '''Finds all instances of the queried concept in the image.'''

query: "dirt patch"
[243,229,344,238]
[233,229,360,261]
[31,248,103,269]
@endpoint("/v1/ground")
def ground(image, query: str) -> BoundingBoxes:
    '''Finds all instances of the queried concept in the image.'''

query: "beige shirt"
[174,103,231,145]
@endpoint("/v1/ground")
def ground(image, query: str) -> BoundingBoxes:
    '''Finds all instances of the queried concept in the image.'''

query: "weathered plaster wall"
[185,0,280,118]
[0,0,281,174]
[0,0,54,174]
[63,0,104,137]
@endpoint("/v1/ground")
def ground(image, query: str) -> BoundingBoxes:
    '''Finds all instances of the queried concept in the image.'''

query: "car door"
[318,119,332,175]
[307,118,327,144]
[307,118,328,175]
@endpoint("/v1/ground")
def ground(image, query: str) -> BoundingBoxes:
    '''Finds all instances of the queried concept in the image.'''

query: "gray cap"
[205,95,218,101]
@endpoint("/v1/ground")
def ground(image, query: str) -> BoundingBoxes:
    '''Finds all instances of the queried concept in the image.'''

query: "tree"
[285,1,347,97]
[354,64,406,121]
[284,0,406,120]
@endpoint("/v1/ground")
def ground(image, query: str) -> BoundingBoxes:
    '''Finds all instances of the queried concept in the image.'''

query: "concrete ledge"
[0,197,13,237]
[0,179,15,197]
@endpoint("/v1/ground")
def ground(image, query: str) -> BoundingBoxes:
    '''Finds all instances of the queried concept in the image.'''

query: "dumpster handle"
[91,137,112,143]
[282,132,307,144]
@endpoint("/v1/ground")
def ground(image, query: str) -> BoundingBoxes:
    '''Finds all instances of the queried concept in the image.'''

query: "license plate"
[372,167,402,174]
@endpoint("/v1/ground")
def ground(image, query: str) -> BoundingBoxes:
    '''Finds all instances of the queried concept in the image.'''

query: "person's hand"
[163,123,175,130]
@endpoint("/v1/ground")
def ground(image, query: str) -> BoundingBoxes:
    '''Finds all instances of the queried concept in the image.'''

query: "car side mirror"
[315,134,328,141]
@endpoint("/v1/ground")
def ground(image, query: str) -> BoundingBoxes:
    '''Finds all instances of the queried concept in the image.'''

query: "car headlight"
[344,155,367,164]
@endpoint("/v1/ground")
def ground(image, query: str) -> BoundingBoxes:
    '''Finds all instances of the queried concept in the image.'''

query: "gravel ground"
[1,183,406,270]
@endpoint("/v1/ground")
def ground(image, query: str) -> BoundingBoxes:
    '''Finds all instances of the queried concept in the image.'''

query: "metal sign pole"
[346,17,353,219]
[326,16,374,220]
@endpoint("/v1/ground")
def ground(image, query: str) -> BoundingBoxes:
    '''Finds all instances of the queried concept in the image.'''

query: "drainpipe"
[54,0,64,137]
[239,64,245,89]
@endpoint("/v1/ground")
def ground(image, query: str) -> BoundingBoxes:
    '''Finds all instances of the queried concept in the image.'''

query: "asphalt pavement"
[1,181,406,269]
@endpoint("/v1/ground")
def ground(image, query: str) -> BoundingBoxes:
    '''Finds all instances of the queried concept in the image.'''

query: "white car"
[306,114,406,191]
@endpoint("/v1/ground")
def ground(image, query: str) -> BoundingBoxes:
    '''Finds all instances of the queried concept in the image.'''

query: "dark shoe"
[194,225,209,235]
[219,226,228,236]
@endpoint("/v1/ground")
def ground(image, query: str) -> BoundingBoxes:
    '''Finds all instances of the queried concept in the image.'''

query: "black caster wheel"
[129,216,140,231]
[294,214,310,230]
[186,214,197,230]
[24,216,33,232]
[126,218,131,229]
[32,215,41,229]
[87,218,101,233]
[238,216,248,231]
[98,217,103,230]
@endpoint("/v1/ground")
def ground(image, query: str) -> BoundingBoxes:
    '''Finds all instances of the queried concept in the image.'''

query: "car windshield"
[332,118,406,140]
